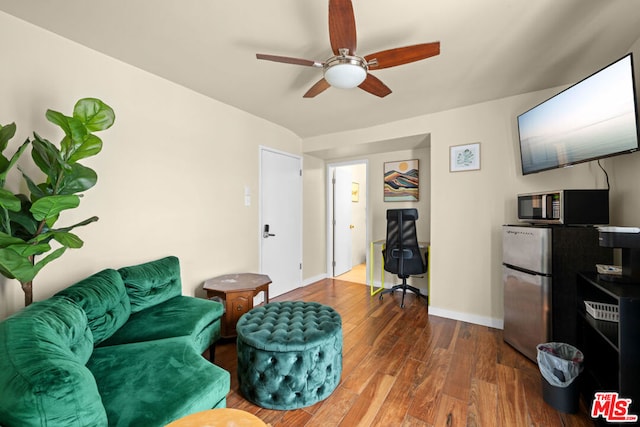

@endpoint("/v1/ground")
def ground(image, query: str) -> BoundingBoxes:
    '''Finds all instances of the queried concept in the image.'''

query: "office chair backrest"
[383,209,425,278]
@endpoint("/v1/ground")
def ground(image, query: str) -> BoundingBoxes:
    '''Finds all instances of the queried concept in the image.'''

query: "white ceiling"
[2,0,640,140]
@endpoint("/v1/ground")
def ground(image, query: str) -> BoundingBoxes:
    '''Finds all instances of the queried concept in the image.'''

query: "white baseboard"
[428,306,504,330]
[302,273,327,287]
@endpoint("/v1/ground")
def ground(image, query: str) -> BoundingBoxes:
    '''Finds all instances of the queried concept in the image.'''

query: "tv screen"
[517,53,639,175]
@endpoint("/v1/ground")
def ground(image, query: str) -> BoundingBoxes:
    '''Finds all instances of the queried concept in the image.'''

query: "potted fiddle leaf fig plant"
[0,98,115,306]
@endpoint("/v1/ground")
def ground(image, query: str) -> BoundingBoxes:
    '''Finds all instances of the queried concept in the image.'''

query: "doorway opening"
[326,160,368,285]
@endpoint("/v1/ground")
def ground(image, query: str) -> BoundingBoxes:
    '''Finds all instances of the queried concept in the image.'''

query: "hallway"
[336,263,367,284]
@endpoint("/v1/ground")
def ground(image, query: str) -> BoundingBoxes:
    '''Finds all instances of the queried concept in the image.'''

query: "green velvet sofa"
[0,256,230,427]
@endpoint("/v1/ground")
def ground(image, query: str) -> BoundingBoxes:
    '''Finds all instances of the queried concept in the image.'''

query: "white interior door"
[333,167,352,276]
[260,148,302,297]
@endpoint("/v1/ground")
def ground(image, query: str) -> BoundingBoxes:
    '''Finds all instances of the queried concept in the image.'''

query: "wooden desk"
[203,273,271,338]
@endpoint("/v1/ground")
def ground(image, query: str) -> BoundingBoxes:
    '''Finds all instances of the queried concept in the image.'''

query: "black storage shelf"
[579,311,618,351]
[577,272,640,419]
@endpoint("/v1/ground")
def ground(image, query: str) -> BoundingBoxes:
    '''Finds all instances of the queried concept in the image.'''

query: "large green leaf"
[0,123,17,178]
[0,231,27,248]
[74,98,115,132]
[66,134,103,163]
[0,155,9,177]
[46,111,88,144]
[8,206,40,238]
[0,245,66,283]
[0,138,30,181]
[57,163,97,195]
[29,217,96,247]
[0,188,21,212]
[20,171,47,200]
[55,216,99,233]
[45,110,72,136]
[32,246,67,278]
[0,123,16,152]
[30,195,80,221]
[68,119,88,144]
[3,242,51,258]
[0,248,33,281]
[52,231,83,249]
[31,133,64,181]
[6,193,35,232]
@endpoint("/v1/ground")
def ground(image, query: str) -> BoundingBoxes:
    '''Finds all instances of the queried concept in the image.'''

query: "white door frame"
[259,146,303,294]
[332,166,353,277]
[326,160,369,280]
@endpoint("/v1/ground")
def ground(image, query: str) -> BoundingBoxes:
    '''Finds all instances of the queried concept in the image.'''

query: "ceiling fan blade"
[256,54,322,68]
[358,74,392,98]
[303,78,331,98]
[365,42,440,70]
[329,0,357,55]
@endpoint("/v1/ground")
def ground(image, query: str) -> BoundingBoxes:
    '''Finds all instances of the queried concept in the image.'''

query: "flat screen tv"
[517,53,639,175]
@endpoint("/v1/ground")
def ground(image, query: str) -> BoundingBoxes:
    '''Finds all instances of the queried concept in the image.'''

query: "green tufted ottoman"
[236,301,342,410]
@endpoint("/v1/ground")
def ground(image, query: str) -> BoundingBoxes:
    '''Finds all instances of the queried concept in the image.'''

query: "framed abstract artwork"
[384,159,419,202]
[450,142,481,172]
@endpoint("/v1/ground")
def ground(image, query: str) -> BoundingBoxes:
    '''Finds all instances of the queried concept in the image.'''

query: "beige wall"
[0,12,301,318]
[427,96,609,326]
[302,154,327,283]
[605,37,640,227]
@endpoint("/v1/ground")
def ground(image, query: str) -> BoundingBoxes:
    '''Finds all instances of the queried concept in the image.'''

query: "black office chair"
[379,208,428,308]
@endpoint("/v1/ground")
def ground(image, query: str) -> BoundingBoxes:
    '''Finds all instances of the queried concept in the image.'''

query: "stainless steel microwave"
[517,189,609,225]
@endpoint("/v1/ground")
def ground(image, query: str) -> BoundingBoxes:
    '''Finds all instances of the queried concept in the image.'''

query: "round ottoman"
[236,301,342,410]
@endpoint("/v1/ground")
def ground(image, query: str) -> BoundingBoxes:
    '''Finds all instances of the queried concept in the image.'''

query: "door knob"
[263,224,276,238]
[350,224,355,229]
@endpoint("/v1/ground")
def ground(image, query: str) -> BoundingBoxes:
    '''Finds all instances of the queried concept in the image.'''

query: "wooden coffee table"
[203,273,271,338]
[165,408,269,426]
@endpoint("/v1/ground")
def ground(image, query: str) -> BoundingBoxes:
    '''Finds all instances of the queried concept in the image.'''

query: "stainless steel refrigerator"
[502,225,611,362]
[503,226,552,362]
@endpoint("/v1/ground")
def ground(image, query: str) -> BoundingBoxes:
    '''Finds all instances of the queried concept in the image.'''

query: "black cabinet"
[551,227,612,345]
[576,272,640,420]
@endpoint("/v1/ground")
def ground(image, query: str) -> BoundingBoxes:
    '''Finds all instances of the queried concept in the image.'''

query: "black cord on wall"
[597,159,610,190]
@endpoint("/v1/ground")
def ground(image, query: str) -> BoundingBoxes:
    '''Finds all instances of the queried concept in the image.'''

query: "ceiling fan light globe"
[324,63,367,89]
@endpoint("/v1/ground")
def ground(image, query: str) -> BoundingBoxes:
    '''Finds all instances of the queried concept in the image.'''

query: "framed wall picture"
[450,142,481,172]
[384,159,419,202]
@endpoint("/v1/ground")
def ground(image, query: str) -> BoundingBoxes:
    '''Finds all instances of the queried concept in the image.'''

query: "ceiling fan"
[256,0,440,98]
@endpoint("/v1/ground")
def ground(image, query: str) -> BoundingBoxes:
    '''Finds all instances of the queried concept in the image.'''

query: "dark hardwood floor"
[212,278,595,426]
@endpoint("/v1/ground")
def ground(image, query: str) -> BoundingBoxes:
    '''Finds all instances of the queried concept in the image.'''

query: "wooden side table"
[203,273,271,338]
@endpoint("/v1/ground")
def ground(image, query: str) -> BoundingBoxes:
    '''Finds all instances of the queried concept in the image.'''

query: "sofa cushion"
[99,296,223,353]
[88,337,230,426]
[0,297,107,426]
[118,256,182,313]
[56,268,131,345]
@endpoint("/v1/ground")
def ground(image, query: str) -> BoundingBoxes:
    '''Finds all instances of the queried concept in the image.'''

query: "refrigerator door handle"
[503,263,551,277]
